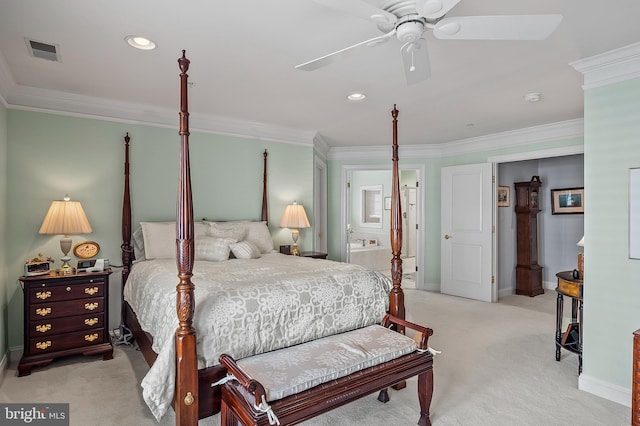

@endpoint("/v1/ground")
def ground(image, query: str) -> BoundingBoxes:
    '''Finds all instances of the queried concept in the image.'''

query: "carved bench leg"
[417,369,434,426]
[378,388,390,403]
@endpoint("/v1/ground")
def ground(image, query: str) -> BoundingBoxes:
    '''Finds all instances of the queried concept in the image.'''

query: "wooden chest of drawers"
[17,269,113,376]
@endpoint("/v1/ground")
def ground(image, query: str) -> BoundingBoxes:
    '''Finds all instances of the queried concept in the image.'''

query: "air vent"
[25,38,61,62]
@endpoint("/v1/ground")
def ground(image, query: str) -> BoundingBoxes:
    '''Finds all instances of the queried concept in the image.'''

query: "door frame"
[489,145,584,297]
[341,164,425,289]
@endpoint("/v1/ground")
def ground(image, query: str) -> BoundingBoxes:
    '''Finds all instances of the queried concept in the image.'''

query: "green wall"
[583,77,640,390]
[0,102,7,364]
[4,110,314,350]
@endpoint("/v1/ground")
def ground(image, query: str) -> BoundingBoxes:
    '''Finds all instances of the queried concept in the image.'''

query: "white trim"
[329,119,584,161]
[0,51,14,108]
[578,373,631,408]
[5,83,317,147]
[571,42,640,90]
[488,144,584,163]
[313,156,328,253]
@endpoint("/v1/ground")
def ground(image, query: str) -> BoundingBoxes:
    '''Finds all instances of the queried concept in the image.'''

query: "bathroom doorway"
[342,166,423,289]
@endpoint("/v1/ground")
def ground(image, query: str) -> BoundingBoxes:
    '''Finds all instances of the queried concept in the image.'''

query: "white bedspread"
[123,253,392,420]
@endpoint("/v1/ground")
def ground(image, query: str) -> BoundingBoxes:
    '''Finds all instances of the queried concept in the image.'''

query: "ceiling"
[1,0,640,149]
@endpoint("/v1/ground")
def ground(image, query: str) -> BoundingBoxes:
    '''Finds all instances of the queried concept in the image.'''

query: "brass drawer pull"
[35,307,51,316]
[36,324,52,333]
[84,302,99,311]
[85,333,99,342]
[36,341,52,350]
[36,291,51,300]
[84,287,99,296]
[66,287,71,292]
[84,318,99,326]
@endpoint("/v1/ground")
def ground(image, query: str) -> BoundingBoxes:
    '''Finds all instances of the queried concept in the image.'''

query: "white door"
[441,163,494,302]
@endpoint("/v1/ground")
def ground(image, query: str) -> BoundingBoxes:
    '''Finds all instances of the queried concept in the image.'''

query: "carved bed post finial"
[390,105,405,322]
[175,50,198,426]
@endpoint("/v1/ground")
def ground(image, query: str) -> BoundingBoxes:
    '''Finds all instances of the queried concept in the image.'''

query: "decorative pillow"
[140,221,209,260]
[207,221,274,254]
[230,240,262,259]
[195,236,235,262]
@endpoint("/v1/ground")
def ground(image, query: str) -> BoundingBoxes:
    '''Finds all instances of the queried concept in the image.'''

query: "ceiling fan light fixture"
[347,92,366,101]
[125,35,157,50]
[396,20,425,43]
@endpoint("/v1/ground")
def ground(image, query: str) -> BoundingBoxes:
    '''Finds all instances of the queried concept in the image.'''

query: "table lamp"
[279,201,310,256]
[39,195,92,274]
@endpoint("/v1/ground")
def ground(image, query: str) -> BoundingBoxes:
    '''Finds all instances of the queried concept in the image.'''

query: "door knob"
[444,234,452,239]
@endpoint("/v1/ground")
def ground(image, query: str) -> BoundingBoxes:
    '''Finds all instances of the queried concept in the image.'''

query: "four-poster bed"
[120,51,421,425]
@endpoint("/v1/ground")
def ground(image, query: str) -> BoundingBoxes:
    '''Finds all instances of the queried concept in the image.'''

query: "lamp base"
[57,256,75,275]
[291,244,300,256]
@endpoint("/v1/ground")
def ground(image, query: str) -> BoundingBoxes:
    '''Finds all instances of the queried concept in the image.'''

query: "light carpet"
[0,290,629,425]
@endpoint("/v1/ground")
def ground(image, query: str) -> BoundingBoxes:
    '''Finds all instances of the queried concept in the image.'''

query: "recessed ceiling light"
[347,92,366,101]
[524,92,542,102]
[125,35,157,50]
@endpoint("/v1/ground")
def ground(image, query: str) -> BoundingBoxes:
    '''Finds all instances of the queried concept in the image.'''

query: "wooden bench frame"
[219,315,434,426]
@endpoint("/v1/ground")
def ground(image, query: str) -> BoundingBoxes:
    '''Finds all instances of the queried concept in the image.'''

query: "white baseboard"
[579,373,631,408]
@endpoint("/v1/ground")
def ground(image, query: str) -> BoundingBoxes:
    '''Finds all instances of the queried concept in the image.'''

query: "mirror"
[361,185,382,228]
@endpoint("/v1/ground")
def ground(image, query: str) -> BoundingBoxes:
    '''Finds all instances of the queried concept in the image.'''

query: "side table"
[555,271,583,374]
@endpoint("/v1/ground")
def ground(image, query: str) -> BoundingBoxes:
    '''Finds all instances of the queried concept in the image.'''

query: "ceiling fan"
[296,0,563,85]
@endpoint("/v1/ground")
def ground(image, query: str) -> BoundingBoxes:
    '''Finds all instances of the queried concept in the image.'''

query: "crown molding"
[571,42,640,90]
[4,81,316,147]
[328,118,583,161]
[0,51,14,108]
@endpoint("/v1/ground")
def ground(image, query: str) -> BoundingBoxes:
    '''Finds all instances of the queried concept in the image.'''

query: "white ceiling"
[1,0,640,148]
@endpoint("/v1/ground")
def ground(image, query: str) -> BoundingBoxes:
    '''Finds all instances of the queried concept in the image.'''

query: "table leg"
[556,292,563,361]
[578,298,583,374]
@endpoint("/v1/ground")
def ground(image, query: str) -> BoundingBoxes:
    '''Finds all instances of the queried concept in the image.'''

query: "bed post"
[261,149,268,223]
[175,50,198,426]
[121,132,132,284]
[389,105,405,322]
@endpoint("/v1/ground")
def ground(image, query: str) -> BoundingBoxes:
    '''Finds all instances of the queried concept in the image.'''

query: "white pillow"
[132,227,146,261]
[230,240,262,259]
[140,221,209,260]
[207,222,247,242]
[245,221,274,254]
[196,236,235,262]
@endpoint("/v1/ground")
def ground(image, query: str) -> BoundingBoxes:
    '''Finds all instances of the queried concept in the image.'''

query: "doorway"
[341,165,424,289]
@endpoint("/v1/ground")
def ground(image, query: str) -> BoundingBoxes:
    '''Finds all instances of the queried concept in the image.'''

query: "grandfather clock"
[514,176,544,297]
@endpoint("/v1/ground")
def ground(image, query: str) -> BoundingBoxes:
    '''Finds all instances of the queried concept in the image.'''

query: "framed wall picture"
[497,185,510,207]
[551,187,584,214]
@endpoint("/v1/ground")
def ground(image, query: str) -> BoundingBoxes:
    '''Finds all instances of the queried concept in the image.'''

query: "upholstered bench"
[218,315,434,426]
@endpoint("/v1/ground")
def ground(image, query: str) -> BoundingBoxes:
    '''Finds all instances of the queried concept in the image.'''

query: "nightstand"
[299,251,328,259]
[17,269,114,376]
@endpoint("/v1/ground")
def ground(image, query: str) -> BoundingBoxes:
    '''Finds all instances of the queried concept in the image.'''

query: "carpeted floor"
[0,289,629,425]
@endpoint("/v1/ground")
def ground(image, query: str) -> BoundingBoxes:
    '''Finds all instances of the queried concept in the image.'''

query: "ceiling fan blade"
[415,0,462,20]
[296,29,396,71]
[312,0,397,26]
[433,15,563,40]
[401,39,431,85]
